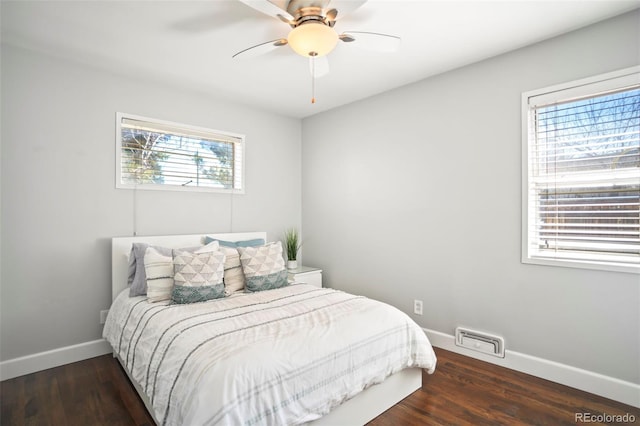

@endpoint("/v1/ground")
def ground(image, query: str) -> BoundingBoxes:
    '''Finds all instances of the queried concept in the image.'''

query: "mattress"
[103,284,437,425]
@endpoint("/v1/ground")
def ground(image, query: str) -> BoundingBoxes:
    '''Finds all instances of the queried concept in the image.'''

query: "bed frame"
[111,232,422,425]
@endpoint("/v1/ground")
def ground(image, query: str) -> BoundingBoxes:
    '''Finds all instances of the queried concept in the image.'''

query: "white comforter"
[103,284,437,426]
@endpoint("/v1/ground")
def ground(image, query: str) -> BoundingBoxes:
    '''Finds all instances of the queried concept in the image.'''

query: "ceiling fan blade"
[326,8,338,21]
[232,38,288,59]
[309,55,329,78]
[339,31,401,52]
[327,0,367,20]
[236,0,294,23]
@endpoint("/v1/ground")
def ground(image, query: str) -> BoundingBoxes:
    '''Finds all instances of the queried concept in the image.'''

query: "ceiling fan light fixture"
[288,22,338,57]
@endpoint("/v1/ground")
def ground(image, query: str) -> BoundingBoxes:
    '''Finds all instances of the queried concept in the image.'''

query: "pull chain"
[310,53,317,104]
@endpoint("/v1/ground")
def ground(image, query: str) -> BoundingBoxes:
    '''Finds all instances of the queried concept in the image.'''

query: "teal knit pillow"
[238,242,289,292]
[171,248,226,304]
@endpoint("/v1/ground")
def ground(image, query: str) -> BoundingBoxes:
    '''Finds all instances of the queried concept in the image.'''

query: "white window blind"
[116,113,244,193]
[523,68,639,273]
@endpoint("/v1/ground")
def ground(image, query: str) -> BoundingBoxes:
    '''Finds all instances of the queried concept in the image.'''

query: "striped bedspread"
[103,284,437,425]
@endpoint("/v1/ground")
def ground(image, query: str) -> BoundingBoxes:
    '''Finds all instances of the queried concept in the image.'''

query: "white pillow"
[219,246,245,295]
[145,247,174,302]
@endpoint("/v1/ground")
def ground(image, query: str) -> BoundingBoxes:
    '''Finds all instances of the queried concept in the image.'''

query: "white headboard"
[111,231,268,301]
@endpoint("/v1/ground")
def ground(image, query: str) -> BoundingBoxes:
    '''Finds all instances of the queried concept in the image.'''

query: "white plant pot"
[287,260,298,270]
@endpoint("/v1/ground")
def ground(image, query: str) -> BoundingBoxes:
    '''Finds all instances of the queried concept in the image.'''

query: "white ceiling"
[2,0,638,118]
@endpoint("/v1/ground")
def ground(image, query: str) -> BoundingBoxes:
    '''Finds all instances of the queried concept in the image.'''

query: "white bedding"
[103,284,437,426]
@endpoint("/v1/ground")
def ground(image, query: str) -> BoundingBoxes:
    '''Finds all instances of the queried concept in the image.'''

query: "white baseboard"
[424,328,640,409]
[0,339,112,381]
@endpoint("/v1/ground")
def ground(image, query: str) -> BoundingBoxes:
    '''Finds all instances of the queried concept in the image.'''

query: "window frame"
[115,112,245,194]
[521,66,640,274]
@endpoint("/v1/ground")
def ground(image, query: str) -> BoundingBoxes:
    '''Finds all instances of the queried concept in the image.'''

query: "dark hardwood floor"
[1,347,638,425]
[371,349,639,426]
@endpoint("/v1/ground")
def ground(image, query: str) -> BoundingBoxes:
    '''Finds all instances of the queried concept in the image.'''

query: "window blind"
[117,114,244,192]
[527,84,639,269]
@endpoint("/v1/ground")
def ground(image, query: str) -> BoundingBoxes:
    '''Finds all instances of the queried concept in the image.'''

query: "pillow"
[237,241,289,292]
[203,236,265,248]
[171,249,226,304]
[218,246,245,295]
[144,247,175,303]
[129,243,172,297]
[144,241,220,302]
[127,250,136,286]
[203,237,265,295]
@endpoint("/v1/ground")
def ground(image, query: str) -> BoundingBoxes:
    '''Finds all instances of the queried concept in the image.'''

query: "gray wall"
[0,45,302,361]
[301,11,640,384]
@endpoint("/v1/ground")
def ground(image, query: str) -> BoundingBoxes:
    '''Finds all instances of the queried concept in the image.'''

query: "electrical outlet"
[100,310,109,325]
[413,299,423,316]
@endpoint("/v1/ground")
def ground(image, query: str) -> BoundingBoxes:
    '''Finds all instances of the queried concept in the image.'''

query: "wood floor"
[1,347,638,425]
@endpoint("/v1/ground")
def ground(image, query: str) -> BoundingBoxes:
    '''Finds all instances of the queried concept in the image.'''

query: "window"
[522,67,639,273]
[116,113,244,193]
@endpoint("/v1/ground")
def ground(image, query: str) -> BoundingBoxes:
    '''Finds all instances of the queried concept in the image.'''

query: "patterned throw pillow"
[237,241,289,292]
[171,249,226,304]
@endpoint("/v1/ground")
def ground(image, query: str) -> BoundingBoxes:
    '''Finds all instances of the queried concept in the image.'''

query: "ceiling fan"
[233,0,401,103]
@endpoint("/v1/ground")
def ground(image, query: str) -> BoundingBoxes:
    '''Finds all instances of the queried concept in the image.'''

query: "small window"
[116,113,244,193]
[522,67,639,273]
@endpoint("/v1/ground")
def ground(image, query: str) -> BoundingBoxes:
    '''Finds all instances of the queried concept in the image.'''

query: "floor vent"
[455,327,505,358]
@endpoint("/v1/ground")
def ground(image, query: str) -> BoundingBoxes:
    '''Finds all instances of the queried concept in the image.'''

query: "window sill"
[522,255,639,275]
[116,182,245,195]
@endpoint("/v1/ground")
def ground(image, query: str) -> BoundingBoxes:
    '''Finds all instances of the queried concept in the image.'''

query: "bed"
[104,232,437,425]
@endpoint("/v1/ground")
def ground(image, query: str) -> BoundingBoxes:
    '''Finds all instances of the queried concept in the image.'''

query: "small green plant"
[284,228,302,261]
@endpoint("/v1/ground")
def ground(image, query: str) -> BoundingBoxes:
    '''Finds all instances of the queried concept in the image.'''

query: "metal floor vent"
[455,327,505,358]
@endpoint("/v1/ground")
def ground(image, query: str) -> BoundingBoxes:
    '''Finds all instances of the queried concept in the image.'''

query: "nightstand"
[288,266,323,288]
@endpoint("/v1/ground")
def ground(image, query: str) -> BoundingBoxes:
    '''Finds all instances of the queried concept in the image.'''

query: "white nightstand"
[288,266,323,288]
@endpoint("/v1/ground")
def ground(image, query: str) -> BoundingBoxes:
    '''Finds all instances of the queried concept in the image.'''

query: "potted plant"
[284,228,302,270]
